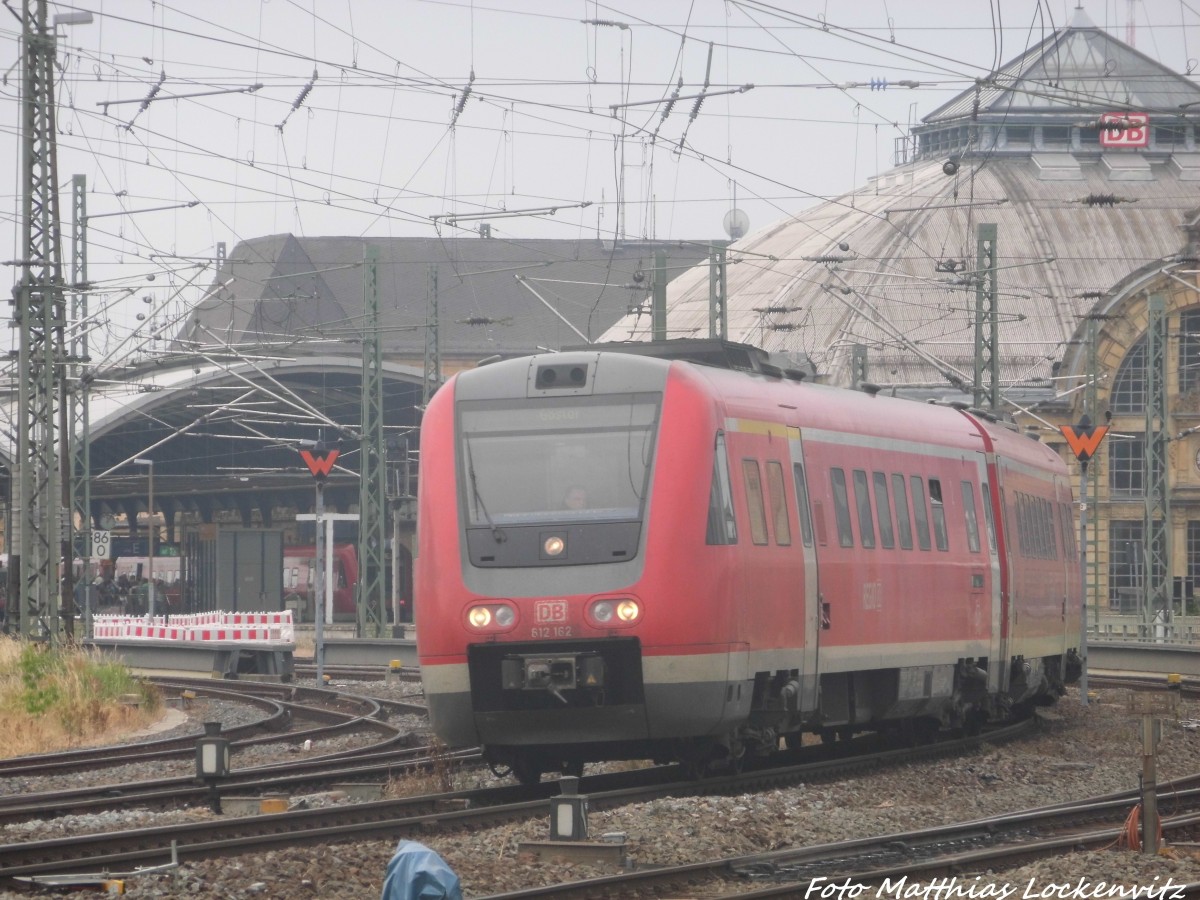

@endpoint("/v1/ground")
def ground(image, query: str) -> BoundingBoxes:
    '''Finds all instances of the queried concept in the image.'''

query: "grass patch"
[293,632,315,659]
[0,636,163,758]
[384,739,458,796]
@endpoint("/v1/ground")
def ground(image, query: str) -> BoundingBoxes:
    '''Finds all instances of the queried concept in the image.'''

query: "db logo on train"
[534,600,568,623]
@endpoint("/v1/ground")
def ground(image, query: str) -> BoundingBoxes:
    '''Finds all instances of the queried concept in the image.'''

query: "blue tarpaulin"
[380,840,463,900]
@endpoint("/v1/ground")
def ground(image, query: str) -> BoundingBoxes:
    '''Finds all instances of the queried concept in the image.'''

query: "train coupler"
[501,652,606,701]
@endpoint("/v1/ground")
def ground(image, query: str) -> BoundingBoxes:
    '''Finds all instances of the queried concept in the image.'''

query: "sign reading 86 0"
[91,530,111,560]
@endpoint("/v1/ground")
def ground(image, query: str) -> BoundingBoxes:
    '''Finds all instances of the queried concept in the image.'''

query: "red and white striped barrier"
[93,611,295,644]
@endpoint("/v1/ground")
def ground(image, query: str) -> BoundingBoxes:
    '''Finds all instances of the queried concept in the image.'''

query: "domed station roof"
[600,9,1200,404]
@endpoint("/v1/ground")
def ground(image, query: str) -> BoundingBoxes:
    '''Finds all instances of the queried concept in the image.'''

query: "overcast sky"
[1,1,1196,360]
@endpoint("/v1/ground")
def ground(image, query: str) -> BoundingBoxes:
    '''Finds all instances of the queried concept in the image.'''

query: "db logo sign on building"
[1099,112,1149,147]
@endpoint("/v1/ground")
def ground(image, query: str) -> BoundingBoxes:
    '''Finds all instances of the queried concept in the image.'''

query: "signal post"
[1060,417,1108,706]
[296,443,340,684]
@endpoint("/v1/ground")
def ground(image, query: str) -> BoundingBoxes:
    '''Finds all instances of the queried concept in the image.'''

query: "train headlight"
[466,602,517,632]
[587,597,641,628]
[543,535,566,557]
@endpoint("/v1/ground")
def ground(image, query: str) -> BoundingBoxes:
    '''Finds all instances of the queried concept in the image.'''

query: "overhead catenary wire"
[1,0,1191,377]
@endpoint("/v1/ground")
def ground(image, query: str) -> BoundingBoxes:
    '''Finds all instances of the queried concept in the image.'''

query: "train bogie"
[415,341,1080,781]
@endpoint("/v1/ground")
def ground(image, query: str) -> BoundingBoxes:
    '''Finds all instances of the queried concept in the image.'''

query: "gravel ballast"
[3,682,1200,898]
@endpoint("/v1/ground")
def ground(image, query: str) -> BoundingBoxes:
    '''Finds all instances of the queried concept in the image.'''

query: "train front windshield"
[458,393,660,526]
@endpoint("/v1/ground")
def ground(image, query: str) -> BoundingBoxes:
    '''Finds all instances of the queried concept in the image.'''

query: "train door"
[788,432,820,712]
[989,460,1015,694]
[978,458,1005,694]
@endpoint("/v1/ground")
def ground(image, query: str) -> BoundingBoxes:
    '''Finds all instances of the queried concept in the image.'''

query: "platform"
[318,635,418,667]
[88,638,294,680]
[1086,641,1200,677]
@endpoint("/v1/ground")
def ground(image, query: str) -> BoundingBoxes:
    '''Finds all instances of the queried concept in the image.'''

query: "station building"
[4,9,1199,633]
[599,9,1200,629]
[0,236,710,624]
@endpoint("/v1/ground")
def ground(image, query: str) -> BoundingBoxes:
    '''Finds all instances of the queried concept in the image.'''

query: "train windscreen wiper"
[464,437,506,543]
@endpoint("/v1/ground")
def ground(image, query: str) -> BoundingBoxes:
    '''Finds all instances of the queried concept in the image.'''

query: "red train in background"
[283,544,359,621]
[415,341,1081,783]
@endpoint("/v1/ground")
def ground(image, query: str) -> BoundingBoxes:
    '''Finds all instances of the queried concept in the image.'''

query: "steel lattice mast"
[12,0,66,639]
[357,246,387,638]
[1144,292,1171,628]
[68,175,90,637]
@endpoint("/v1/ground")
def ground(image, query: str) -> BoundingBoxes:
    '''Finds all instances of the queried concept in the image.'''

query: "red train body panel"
[282,544,359,620]
[415,344,1080,781]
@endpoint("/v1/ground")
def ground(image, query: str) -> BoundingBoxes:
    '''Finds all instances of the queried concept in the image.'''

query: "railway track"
[470,793,1200,899]
[1,671,1193,893]
[0,678,443,824]
[0,679,423,780]
[0,719,1037,882]
[295,662,423,683]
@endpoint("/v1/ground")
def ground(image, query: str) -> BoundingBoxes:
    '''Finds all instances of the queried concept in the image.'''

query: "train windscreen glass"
[458,394,660,526]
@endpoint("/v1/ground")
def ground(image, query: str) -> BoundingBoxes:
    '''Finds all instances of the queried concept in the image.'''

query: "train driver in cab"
[562,485,589,511]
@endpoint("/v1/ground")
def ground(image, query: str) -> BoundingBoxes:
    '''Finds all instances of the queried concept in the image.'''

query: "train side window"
[1018,493,1031,557]
[852,469,875,548]
[792,462,814,547]
[960,481,981,553]
[1017,494,1027,556]
[766,461,791,546]
[1045,498,1058,559]
[910,475,931,550]
[999,487,1009,552]
[1023,493,1034,557]
[891,473,913,549]
[929,479,949,551]
[831,468,854,548]
[873,472,895,549]
[981,482,997,552]
[1030,495,1042,557]
[743,460,770,545]
[1062,502,1078,559]
[1057,502,1071,560]
[1055,501,1066,559]
[1036,496,1048,557]
[706,433,738,545]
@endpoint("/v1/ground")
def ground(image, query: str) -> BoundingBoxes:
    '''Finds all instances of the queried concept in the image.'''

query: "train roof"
[458,344,1067,476]
[666,352,1067,474]
[563,338,814,382]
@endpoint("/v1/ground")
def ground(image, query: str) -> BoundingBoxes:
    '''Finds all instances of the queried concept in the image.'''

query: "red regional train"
[415,341,1081,784]
[282,544,359,621]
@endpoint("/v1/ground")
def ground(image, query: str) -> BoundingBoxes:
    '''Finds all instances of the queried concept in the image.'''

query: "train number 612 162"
[531,626,573,638]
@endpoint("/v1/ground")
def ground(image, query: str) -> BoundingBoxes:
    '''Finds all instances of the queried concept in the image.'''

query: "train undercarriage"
[473,639,1081,785]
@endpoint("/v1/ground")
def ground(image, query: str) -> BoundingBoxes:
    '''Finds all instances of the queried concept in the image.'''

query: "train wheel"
[676,741,713,781]
[909,717,940,745]
[728,751,745,776]
[819,727,851,744]
[511,758,543,786]
[726,737,746,775]
[962,709,987,737]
